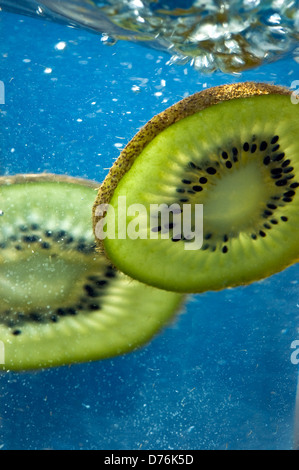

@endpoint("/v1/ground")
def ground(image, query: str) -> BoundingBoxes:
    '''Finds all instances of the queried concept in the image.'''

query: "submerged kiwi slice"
[93,82,299,293]
[0,174,183,370]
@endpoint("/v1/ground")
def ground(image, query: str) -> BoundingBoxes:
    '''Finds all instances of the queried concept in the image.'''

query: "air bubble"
[100,34,117,46]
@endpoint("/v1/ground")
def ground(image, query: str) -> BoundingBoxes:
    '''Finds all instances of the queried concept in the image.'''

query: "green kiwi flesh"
[0,175,183,370]
[93,83,299,293]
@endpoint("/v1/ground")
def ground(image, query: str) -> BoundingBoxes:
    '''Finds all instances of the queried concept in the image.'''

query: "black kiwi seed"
[199,177,208,184]
[284,190,295,197]
[283,167,294,174]
[205,233,213,240]
[260,141,268,151]
[263,156,271,165]
[272,174,283,180]
[54,230,66,240]
[273,153,285,162]
[271,168,282,175]
[22,235,39,243]
[84,285,97,298]
[105,270,117,279]
[41,242,51,250]
[30,313,43,323]
[12,330,22,336]
[263,210,273,217]
[275,179,288,186]
[88,304,100,311]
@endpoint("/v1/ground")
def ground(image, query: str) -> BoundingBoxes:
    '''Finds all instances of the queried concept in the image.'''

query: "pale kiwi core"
[203,161,270,233]
[0,254,91,312]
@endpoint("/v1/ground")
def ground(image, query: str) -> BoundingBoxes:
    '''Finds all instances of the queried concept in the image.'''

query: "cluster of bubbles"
[1,0,299,72]
[97,0,299,73]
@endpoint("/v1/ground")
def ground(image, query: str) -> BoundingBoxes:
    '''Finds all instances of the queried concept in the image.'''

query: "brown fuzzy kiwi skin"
[0,173,100,190]
[92,82,292,257]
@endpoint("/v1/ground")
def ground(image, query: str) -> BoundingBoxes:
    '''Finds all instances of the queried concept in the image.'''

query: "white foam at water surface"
[1,0,299,73]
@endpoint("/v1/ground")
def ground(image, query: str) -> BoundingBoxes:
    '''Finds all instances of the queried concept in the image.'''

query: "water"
[2,0,299,72]
[0,1,299,450]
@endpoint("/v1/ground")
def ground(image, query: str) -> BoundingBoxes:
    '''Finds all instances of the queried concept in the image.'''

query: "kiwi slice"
[0,174,183,370]
[93,82,299,293]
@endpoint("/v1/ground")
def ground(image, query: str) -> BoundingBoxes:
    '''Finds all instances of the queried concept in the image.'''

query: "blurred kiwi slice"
[0,174,184,370]
[93,82,299,293]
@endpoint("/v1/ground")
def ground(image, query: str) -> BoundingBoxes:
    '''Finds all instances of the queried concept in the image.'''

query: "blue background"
[0,10,299,450]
